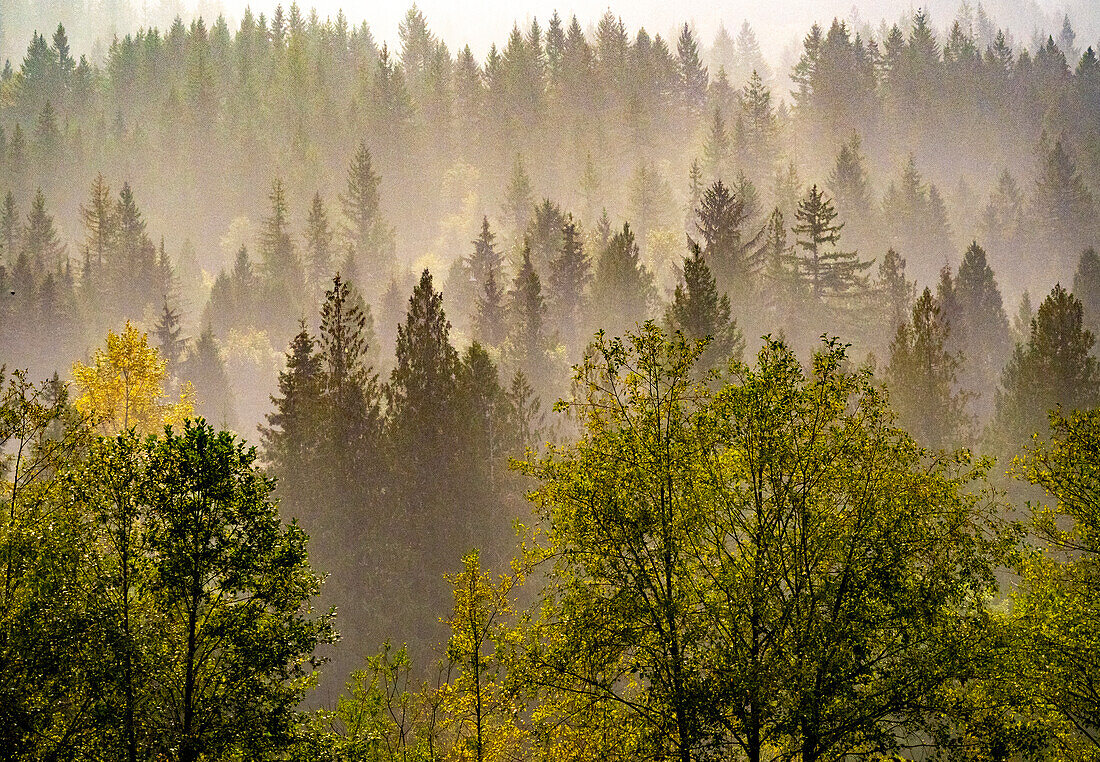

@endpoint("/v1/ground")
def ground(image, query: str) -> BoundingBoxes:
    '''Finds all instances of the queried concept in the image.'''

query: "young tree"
[71,321,194,435]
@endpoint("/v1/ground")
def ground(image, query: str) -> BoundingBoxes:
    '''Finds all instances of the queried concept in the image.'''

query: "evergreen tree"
[503,155,533,238]
[260,178,300,291]
[1033,138,1096,266]
[792,184,870,300]
[22,188,65,272]
[182,326,236,428]
[548,214,591,349]
[475,267,507,349]
[304,193,335,291]
[525,199,565,274]
[591,223,655,338]
[995,284,1100,445]
[507,245,551,383]
[1,192,18,264]
[340,143,391,288]
[666,240,744,369]
[1073,247,1100,337]
[80,174,115,278]
[154,296,186,371]
[702,108,730,180]
[676,23,708,116]
[694,179,757,299]
[886,287,970,448]
[949,242,1012,416]
[876,248,915,333]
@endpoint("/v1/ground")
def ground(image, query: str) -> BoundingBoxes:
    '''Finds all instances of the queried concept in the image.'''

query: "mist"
[2,0,1100,758]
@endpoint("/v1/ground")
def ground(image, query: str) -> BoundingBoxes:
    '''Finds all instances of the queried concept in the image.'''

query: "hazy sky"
[198,0,1097,59]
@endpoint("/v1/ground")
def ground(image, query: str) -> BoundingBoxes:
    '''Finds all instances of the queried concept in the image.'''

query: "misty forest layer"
[2,2,1100,761]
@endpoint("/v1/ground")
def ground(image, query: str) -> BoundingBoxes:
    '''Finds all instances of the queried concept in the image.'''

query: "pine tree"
[792,184,870,300]
[591,223,655,337]
[886,287,970,448]
[548,214,591,349]
[666,240,744,369]
[995,284,1100,445]
[304,193,335,291]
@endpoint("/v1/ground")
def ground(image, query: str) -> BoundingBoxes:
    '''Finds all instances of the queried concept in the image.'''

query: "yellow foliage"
[72,320,194,435]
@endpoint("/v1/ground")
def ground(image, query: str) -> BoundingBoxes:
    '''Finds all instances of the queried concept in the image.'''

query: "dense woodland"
[2,2,1100,760]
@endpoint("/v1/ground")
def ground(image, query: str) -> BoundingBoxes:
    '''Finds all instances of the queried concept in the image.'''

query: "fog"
[2,0,1100,753]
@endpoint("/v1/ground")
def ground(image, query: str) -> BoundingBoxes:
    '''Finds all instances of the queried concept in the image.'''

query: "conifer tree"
[1,192,18,263]
[525,199,565,273]
[304,193,335,291]
[80,174,115,276]
[949,242,1012,415]
[548,214,591,349]
[694,179,757,299]
[591,223,654,337]
[182,325,236,428]
[886,287,970,448]
[876,248,915,332]
[702,108,730,180]
[22,188,65,272]
[154,296,186,371]
[503,155,533,238]
[666,240,744,369]
[475,268,507,349]
[1033,138,1096,263]
[507,246,551,383]
[340,143,390,287]
[995,284,1100,445]
[1073,247,1100,337]
[676,23,708,116]
[792,184,870,300]
[260,178,300,289]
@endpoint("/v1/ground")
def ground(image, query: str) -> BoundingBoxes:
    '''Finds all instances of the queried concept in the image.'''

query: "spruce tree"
[340,142,389,287]
[154,296,186,371]
[525,199,565,273]
[666,240,744,369]
[676,23,708,116]
[703,108,730,180]
[1033,138,1096,264]
[876,248,915,332]
[995,284,1100,445]
[503,155,534,238]
[475,267,507,348]
[507,245,551,383]
[591,223,655,337]
[22,188,65,272]
[304,193,335,291]
[548,214,591,349]
[1073,247,1100,337]
[694,179,756,299]
[1,192,18,264]
[792,184,870,300]
[886,287,970,448]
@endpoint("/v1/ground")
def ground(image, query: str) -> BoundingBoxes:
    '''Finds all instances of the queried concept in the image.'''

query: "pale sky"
[187,0,1097,62]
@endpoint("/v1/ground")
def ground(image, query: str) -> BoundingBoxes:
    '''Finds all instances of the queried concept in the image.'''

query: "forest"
[1,0,1100,759]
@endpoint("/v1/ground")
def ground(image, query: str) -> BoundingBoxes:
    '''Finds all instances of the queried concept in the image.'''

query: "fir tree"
[475,266,507,348]
[876,248,915,332]
[1,192,18,264]
[503,155,533,238]
[792,184,870,300]
[304,193,335,291]
[886,287,970,448]
[1033,138,1096,264]
[694,179,757,299]
[183,325,236,428]
[995,284,1100,445]
[949,242,1012,415]
[260,178,300,288]
[676,23,708,115]
[261,323,323,502]
[22,188,65,272]
[666,240,744,369]
[340,142,390,287]
[591,223,655,337]
[548,214,591,349]
[702,108,730,180]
